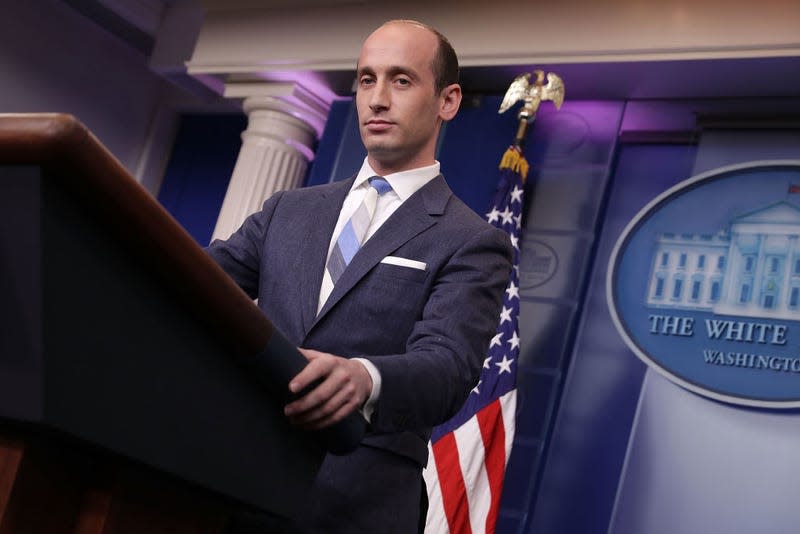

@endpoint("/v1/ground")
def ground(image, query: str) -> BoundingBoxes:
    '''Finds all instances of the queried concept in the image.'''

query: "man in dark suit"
[208,19,512,533]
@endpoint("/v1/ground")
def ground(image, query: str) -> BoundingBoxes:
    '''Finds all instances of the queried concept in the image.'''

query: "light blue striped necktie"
[327,176,392,284]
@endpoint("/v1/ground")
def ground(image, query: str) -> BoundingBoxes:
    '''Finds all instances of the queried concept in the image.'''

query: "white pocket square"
[380,256,427,271]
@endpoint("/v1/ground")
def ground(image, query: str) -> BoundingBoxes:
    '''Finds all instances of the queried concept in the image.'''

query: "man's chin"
[363,143,398,159]
[365,150,408,174]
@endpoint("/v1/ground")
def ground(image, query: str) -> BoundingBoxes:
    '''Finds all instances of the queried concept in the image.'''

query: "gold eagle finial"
[498,70,565,146]
[499,70,565,118]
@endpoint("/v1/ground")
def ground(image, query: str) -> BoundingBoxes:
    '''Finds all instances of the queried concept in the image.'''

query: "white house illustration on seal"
[647,201,800,320]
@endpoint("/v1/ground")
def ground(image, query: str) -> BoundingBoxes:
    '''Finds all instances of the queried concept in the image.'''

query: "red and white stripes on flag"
[424,147,527,534]
[424,392,517,533]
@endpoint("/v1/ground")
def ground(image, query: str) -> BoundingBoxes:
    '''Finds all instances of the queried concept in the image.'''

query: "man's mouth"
[365,119,394,132]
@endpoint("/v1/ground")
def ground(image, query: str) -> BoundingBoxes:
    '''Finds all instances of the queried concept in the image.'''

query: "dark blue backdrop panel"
[437,95,521,214]
[306,99,365,186]
[528,142,698,534]
[157,113,246,245]
[498,101,625,533]
[306,99,363,186]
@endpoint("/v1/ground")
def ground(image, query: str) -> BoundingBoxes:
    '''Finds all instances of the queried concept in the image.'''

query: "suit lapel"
[298,178,354,334]
[311,175,452,328]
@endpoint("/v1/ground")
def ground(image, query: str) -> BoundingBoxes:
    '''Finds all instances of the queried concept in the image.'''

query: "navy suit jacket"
[208,173,511,497]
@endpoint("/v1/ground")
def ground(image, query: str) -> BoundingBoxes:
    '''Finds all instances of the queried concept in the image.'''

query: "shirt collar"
[352,158,440,201]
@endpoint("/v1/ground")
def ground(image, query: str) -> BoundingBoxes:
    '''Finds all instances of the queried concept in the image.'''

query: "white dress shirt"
[317,158,440,419]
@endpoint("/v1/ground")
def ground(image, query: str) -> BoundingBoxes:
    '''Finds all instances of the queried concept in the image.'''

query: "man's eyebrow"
[386,66,420,80]
[356,65,421,80]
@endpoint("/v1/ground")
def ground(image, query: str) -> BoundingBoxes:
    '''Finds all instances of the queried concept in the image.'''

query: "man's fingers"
[287,388,353,428]
[288,354,333,394]
[285,369,339,415]
[298,348,324,361]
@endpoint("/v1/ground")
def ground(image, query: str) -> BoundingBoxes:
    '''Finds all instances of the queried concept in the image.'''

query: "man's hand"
[284,348,373,430]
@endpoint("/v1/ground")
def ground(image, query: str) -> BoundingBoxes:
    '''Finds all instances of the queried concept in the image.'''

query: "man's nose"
[369,79,389,111]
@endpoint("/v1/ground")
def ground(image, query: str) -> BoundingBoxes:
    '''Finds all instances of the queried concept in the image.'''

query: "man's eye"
[360,77,375,85]
[396,78,410,86]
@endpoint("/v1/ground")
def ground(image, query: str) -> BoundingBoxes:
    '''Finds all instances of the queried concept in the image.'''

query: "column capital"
[224,81,331,139]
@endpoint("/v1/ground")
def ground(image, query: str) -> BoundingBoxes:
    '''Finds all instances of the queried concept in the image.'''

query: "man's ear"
[439,83,462,121]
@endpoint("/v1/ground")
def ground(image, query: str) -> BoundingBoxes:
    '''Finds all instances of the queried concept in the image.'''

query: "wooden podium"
[0,114,335,533]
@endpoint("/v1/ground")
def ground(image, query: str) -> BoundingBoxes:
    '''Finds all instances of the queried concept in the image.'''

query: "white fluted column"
[211,83,330,241]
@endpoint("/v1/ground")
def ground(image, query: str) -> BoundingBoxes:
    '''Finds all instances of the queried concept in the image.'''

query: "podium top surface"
[0,113,274,355]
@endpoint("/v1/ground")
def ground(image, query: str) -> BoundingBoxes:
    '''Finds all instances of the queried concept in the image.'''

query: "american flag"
[424,146,526,534]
